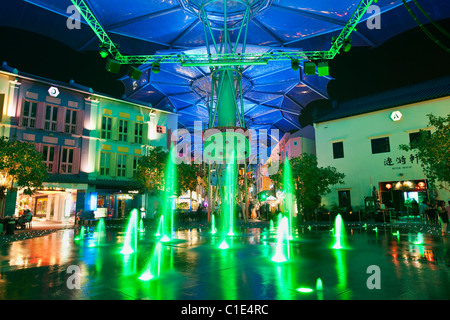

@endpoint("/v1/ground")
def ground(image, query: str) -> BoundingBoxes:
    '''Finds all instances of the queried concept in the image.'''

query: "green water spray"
[96,218,106,246]
[332,214,345,249]
[162,146,177,242]
[139,242,163,281]
[316,278,323,291]
[121,209,139,254]
[271,216,290,263]
[155,215,163,237]
[283,157,295,239]
[74,226,86,241]
[414,232,424,245]
[211,214,217,235]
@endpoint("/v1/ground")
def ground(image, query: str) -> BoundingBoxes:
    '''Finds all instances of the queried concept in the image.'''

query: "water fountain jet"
[121,209,139,254]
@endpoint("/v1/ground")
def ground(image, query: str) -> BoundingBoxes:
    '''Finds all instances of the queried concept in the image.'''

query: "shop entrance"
[118,200,125,218]
[35,197,48,218]
[379,179,428,218]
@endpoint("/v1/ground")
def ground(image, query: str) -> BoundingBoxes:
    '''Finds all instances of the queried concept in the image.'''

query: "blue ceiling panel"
[168,91,203,104]
[273,118,296,132]
[85,0,181,29]
[130,86,166,103]
[180,104,210,118]
[254,10,332,43]
[245,91,283,104]
[168,96,192,110]
[245,104,276,119]
[281,109,301,125]
[281,96,303,113]
[287,83,324,107]
[252,80,298,94]
[112,10,196,45]
[4,0,450,133]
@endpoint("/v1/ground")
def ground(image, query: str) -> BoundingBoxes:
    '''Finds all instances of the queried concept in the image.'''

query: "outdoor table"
[0,218,17,235]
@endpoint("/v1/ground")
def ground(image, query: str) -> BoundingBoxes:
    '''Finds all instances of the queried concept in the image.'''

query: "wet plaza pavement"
[0,222,450,300]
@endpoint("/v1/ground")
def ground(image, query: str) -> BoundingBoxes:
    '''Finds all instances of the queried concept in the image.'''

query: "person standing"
[446,201,450,220]
[438,200,448,236]
[420,200,429,223]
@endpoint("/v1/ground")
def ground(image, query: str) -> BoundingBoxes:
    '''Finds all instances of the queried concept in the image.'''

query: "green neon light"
[181,60,268,67]
[70,0,374,67]
[316,278,323,291]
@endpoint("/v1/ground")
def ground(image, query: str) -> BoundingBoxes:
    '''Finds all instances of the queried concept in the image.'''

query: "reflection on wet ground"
[1,224,450,300]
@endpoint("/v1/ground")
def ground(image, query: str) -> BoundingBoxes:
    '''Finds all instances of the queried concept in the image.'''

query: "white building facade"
[314,76,450,215]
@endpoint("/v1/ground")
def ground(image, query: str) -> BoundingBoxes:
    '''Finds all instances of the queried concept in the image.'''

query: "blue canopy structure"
[2,0,450,133]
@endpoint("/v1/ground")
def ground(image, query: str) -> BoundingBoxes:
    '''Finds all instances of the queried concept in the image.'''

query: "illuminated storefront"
[15,186,81,222]
[379,179,428,215]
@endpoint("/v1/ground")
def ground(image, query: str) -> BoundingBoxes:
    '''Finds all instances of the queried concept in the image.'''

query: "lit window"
[133,156,141,176]
[338,190,351,208]
[117,154,126,177]
[135,122,143,144]
[42,145,55,172]
[65,109,77,134]
[100,152,111,176]
[409,131,431,149]
[371,137,390,154]
[332,141,344,159]
[101,116,112,139]
[156,125,165,134]
[119,120,128,142]
[22,100,37,127]
[44,105,58,131]
[60,147,74,174]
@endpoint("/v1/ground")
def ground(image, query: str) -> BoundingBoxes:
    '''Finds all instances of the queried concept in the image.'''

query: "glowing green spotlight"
[160,235,171,242]
[296,287,314,293]
[414,232,424,245]
[316,278,323,291]
[138,271,154,282]
[219,239,229,250]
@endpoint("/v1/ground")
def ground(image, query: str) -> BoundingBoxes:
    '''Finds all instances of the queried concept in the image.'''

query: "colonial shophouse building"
[0,64,177,222]
[314,76,450,215]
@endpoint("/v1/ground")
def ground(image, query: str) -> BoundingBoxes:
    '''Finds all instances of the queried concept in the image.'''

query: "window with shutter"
[22,100,37,127]
[45,105,58,131]
[60,147,74,174]
[65,109,77,134]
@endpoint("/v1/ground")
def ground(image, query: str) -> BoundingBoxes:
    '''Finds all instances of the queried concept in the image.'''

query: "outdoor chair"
[17,216,32,230]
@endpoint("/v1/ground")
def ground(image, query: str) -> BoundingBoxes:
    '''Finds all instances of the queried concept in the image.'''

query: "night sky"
[0,17,449,126]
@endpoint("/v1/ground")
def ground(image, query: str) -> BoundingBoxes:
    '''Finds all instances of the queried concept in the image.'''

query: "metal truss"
[70,0,376,67]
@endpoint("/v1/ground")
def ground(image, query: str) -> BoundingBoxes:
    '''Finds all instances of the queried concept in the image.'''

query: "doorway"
[118,200,125,218]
